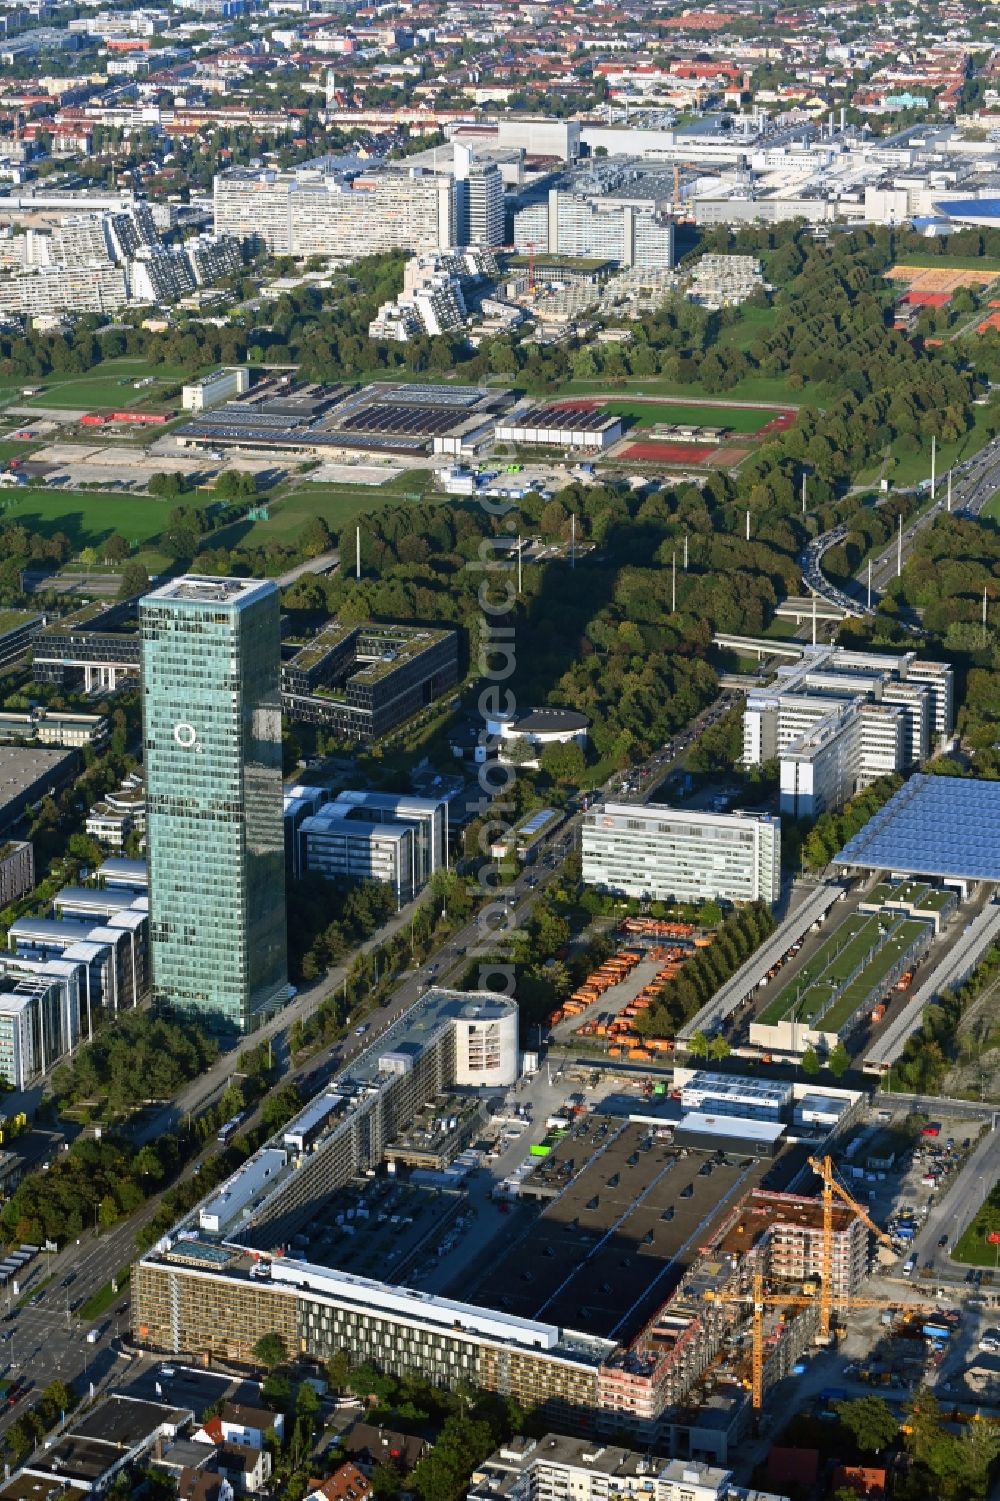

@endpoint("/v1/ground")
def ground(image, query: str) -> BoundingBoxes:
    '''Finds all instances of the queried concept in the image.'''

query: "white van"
[903,1254,917,1276]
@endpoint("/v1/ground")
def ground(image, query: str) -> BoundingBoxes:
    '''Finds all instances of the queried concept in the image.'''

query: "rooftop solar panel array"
[834,772,1000,882]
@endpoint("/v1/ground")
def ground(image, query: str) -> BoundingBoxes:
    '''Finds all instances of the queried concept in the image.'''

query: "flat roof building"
[295,789,448,905]
[741,644,954,820]
[468,1434,789,1501]
[582,802,780,907]
[281,620,459,744]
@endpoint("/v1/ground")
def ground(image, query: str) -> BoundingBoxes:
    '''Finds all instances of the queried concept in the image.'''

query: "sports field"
[758,913,928,1033]
[597,398,793,435]
[887,263,1000,293]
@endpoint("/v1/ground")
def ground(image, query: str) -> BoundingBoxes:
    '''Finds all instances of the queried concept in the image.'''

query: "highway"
[804,433,1000,617]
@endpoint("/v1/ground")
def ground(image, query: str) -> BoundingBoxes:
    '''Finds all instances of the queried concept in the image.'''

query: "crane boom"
[808,1154,895,1248]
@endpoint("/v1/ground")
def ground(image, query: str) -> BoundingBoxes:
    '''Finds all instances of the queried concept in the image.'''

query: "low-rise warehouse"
[495,403,623,450]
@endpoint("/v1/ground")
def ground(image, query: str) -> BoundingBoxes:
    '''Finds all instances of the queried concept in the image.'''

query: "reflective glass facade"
[141,576,287,1032]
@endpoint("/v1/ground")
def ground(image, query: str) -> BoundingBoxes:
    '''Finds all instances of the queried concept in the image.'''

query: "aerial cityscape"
[0,0,999,1498]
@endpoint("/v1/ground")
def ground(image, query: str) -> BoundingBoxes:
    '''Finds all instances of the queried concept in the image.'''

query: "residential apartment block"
[468,1435,789,1501]
[582,803,781,907]
[514,187,674,269]
[213,163,455,258]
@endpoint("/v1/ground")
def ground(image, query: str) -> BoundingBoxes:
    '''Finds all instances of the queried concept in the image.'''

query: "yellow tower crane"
[706,1269,938,1413]
[807,1153,896,1342]
[704,1154,933,1413]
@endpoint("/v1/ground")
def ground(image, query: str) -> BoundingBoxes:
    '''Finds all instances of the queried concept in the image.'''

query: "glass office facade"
[141,576,287,1032]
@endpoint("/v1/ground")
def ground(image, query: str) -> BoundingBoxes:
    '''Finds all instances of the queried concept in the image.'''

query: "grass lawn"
[757,915,926,1031]
[213,471,431,552]
[0,440,41,461]
[716,304,776,351]
[853,402,998,490]
[603,397,781,434]
[0,490,213,550]
[557,373,819,408]
[891,254,1000,272]
[981,491,1000,521]
[79,1266,130,1322]
[952,1184,1000,1266]
[0,359,203,414]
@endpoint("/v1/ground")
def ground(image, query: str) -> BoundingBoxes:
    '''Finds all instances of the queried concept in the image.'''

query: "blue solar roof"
[834,774,1000,882]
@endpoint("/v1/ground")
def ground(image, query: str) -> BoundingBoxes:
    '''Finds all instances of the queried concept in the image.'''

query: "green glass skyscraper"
[141,575,288,1033]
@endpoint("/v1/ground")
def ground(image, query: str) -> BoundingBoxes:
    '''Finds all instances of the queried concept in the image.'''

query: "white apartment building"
[0,262,129,314]
[514,189,674,268]
[214,164,455,259]
[742,644,953,820]
[455,149,505,247]
[468,1435,788,1501]
[582,803,781,907]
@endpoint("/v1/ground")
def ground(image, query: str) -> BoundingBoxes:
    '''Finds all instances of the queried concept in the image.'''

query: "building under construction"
[132,999,871,1442]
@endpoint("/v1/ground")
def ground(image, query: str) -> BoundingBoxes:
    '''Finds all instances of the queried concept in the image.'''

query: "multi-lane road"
[805,433,1000,617]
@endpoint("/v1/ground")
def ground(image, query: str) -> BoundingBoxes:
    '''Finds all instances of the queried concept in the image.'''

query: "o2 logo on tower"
[173,721,199,749]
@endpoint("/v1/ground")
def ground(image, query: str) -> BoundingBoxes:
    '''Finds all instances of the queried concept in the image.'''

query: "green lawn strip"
[982,492,1000,521]
[13,359,199,413]
[952,1182,1000,1266]
[213,485,404,550]
[0,440,42,461]
[556,373,822,407]
[890,254,1000,272]
[602,398,779,434]
[873,401,998,488]
[78,1266,130,1322]
[715,305,776,350]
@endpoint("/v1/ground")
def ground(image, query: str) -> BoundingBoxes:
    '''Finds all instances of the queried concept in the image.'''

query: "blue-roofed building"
[834,773,1000,886]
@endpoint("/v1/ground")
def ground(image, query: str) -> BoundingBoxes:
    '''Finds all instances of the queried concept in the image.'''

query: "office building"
[281,621,459,744]
[86,770,145,850]
[0,745,79,835]
[741,644,953,819]
[10,879,148,1032]
[295,789,448,904]
[182,367,251,412]
[0,707,108,749]
[0,841,33,908]
[213,163,455,258]
[582,803,781,907]
[468,1435,789,1501]
[141,576,288,1033]
[0,952,82,1089]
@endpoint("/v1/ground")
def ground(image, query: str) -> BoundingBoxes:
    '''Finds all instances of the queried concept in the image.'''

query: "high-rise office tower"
[140,576,288,1033]
[454,144,505,247]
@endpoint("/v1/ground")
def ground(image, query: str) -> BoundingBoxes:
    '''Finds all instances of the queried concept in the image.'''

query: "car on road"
[938,1234,948,1248]
[354,1024,369,1036]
